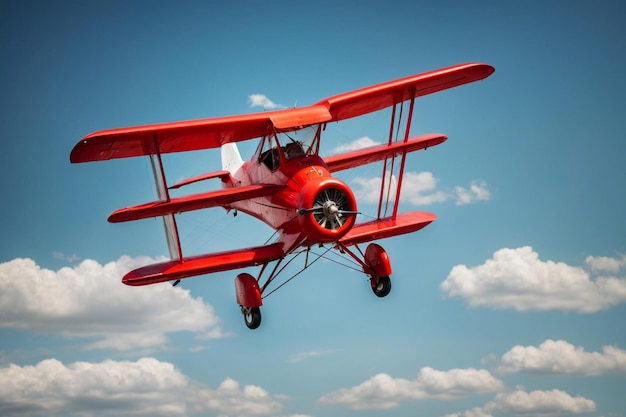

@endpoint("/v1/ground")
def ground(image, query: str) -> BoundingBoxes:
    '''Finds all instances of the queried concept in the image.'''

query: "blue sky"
[1,1,625,416]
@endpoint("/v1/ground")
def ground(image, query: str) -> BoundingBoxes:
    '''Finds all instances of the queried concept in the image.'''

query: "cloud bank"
[0,357,284,417]
[0,257,224,350]
[441,246,626,312]
[497,339,626,376]
[446,388,596,417]
[319,367,503,410]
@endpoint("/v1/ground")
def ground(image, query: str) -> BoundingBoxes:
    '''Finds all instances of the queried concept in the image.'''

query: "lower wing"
[122,242,286,286]
[340,211,437,246]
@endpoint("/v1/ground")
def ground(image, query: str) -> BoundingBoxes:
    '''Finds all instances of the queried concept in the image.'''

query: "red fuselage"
[229,153,357,252]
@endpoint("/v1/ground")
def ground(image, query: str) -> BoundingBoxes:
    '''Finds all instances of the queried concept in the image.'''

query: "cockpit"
[257,125,320,171]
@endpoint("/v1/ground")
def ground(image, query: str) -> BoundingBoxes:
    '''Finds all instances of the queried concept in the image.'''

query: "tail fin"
[221,143,244,176]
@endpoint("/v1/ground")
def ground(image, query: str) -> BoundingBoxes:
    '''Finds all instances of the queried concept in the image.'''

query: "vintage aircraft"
[70,63,494,329]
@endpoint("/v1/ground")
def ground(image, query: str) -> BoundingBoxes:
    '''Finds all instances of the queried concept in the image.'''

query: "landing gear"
[371,276,391,297]
[363,243,392,298]
[235,273,263,330]
[241,306,262,329]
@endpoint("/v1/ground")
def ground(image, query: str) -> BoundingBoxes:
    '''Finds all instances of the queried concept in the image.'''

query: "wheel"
[371,276,391,298]
[242,306,262,329]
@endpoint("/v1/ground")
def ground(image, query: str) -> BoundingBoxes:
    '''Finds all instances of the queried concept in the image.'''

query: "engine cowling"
[297,177,357,243]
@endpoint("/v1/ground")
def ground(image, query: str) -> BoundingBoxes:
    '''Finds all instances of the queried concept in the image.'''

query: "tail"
[221,142,244,177]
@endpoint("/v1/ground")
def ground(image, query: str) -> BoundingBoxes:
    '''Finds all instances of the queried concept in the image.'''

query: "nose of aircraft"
[296,176,358,243]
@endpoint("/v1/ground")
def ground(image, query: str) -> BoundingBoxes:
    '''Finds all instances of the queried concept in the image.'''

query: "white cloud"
[0,257,224,350]
[332,136,381,153]
[193,377,284,416]
[585,254,626,274]
[442,407,493,417]
[0,357,284,417]
[52,251,80,263]
[441,247,626,313]
[287,349,335,363]
[319,367,503,410]
[351,171,396,204]
[248,94,284,109]
[401,171,450,205]
[351,171,489,207]
[447,389,595,417]
[453,180,491,205]
[488,389,595,416]
[497,339,626,375]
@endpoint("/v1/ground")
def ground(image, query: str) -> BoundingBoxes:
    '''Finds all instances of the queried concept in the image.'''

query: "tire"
[243,307,262,329]
[371,276,391,298]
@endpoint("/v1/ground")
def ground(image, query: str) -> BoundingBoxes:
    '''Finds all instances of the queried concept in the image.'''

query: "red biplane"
[70,63,494,329]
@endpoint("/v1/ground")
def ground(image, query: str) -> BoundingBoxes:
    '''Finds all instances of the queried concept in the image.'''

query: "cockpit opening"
[257,125,321,170]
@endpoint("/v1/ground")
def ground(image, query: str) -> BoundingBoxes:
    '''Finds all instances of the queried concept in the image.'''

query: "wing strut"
[377,103,397,219]
[392,92,416,219]
[149,135,183,261]
[376,90,416,221]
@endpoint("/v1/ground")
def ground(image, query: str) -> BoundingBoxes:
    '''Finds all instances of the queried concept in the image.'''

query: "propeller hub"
[323,200,339,218]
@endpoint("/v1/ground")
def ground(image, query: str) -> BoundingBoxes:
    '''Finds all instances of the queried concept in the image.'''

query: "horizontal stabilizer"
[324,134,447,172]
[340,211,437,246]
[123,242,286,286]
[109,183,284,223]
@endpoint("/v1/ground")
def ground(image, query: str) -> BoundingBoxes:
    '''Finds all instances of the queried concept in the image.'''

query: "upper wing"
[70,105,332,163]
[324,133,447,172]
[316,62,494,121]
[70,63,493,163]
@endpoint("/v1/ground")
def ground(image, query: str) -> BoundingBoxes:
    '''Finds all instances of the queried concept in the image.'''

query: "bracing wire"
[262,246,332,299]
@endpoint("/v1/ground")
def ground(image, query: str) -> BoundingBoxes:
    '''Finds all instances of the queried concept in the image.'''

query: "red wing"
[324,134,447,172]
[316,63,494,121]
[122,242,286,286]
[168,170,231,190]
[340,211,437,246]
[70,105,331,163]
[108,183,285,223]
